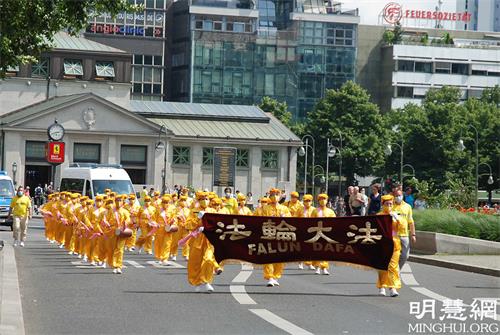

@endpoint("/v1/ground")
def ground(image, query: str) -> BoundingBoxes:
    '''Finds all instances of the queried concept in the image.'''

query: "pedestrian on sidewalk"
[8,186,33,247]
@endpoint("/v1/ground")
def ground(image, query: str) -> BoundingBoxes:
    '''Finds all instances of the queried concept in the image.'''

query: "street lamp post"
[402,163,415,179]
[326,130,343,198]
[478,162,495,206]
[325,139,336,196]
[299,135,315,196]
[155,125,168,194]
[458,125,480,208]
[12,162,17,187]
[313,165,326,193]
[385,140,404,189]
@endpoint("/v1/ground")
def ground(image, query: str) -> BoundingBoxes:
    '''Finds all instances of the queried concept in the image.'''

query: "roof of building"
[0,93,301,144]
[129,100,270,122]
[50,32,127,54]
[148,113,300,144]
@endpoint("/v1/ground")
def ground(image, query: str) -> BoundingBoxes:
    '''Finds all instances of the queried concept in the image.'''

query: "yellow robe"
[170,206,190,258]
[153,205,176,262]
[135,205,157,253]
[186,207,217,286]
[262,203,291,280]
[376,212,402,289]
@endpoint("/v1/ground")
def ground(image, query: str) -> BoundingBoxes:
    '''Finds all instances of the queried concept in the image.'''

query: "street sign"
[45,142,65,164]
[213,147,236,187]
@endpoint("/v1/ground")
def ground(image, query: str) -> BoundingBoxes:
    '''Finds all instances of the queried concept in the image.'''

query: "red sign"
[202,213,394,270]
[383,2,403,24]
[383,2,471,24]
[45,142,65,164]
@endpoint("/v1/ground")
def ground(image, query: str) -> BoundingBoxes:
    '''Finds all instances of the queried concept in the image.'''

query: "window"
[398,60,414,72]
[451,63,469,75]
[172,146,190,165]
[60,178,85,193]
[435,62,451,74]
[262,150,278,169]
[121,145,147,184]
[202,147,213,166]
[63,59,83,76]
[95,61,115,78]
[397,86,414,98]
[25,141,46,161]
[73,143,101,163]
[236,149,249,167]
[31,58,49,78]
[414,62,432,73]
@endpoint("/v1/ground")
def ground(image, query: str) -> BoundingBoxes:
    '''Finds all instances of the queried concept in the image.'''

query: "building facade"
[84,0,168,101]
[456,0,500,32]
[357,24,500,112]
[0,32,132,114]
[166,0,359,119]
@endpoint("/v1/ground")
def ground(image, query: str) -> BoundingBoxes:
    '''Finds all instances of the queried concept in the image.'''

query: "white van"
[59,164,135,198]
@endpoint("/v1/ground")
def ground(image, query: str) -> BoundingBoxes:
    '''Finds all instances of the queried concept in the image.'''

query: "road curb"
[0,242,25,335]
[409,255,500,277]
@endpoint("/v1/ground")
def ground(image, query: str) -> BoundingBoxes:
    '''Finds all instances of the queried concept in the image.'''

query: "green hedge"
[413,209,500,242]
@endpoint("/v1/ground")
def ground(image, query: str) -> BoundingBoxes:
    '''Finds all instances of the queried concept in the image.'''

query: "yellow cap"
[303,194,313,201]
[381,194,394,202]
[70,193,80,199]
[129,194,136,200]
[85,199,94,205]
[154,191,160,196]
[317,193,328,200]
[144,196,152,202]
[179,195,188,202]
[291,191,299,198]
[95,195,104,201]
[196,191,208,200]
[237,193,246,201]
[260,197,270,204]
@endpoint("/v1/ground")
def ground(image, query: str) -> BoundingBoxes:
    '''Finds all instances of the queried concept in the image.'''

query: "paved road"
[6,219,500,334]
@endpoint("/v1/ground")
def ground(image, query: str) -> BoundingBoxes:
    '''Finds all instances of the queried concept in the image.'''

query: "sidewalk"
[410,254,500,277]
[0,231,25,335]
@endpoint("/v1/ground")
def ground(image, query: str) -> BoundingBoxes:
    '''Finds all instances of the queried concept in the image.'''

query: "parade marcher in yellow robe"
[92,195,107,267]
[66,193,81,255]
[235,193,253,215]
[284,191,304,217]
[253,197,269,216]
[153,196,177,264]
[55,193,70,248]
[40,194,57,243]
[125,194,141,251]
[222,188,237,213]
[262,188,291,287]
[185,191,217,292]
[135,196,158,255]
[299,194,316,270]
[170,195,190,261]
[377,194,402,297]
[103,195,132,274]
[310,193,336,275]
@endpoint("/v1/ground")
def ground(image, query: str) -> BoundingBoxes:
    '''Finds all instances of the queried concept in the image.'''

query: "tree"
[0,0,140,77]
[304,81,389,188]
[259,96,292,127]
[387,86,499,202]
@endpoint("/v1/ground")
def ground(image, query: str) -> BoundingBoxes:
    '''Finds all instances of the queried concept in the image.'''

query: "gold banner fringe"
[218,259,380,271]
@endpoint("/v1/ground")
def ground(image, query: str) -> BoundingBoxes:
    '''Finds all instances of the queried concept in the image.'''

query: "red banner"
[202,214,394,271]
[45,142,65,164]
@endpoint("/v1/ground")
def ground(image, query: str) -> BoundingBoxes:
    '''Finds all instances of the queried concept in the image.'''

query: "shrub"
[413,209,500,242]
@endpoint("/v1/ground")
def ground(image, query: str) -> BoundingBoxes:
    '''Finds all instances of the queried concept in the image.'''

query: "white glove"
[197,211,205,219]
[390,213,400,221]
[198,226,204,233]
